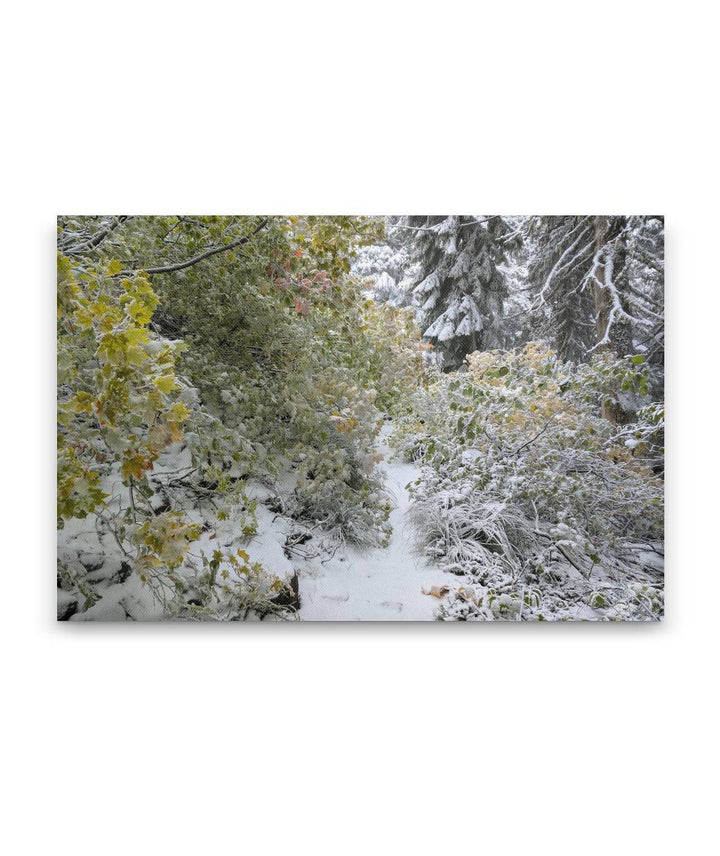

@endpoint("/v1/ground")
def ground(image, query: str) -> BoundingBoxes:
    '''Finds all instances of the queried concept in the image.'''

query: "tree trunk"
[593,217,635,425]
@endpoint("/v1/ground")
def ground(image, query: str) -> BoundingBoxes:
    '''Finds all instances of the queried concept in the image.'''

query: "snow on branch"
[534,223,592,308]
[586,242,652,353]
[60,216,133,257]
[394,216,501,233]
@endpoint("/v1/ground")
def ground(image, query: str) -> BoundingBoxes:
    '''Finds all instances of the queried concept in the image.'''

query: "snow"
[58,423,663,622]
[298,430,452,621]
[57,424,459,621]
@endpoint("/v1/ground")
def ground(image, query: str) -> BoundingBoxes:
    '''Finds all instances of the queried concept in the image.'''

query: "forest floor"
[58,423,663,621]
[298,427,452,621]
[58,424,455,621]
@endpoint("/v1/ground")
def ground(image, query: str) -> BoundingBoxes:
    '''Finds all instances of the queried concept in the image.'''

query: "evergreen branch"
[393,215,502,232]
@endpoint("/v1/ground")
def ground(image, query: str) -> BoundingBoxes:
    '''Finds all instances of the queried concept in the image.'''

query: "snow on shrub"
[56,249,294,619]
[57,216,423,617]
[393,343,664,620]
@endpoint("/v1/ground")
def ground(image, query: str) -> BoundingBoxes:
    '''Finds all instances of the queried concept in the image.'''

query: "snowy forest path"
[297,424,449,620]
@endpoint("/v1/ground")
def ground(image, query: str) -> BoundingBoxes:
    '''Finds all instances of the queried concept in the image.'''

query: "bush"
[392,343,664,620]
[57,216,425,617]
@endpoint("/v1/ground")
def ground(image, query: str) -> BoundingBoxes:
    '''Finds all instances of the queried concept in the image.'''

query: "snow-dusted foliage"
[391,344,664,620]
[57,214,663,622]
[57,215,427,620]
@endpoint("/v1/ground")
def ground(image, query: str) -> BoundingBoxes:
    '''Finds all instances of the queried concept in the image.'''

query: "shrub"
[57,216,423,617]
[392,343,664,620]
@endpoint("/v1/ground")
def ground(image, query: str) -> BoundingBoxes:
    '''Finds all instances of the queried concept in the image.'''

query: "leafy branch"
[121,217,270,277]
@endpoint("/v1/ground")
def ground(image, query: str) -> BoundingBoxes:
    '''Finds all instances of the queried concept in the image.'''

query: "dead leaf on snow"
[421,585,449,599]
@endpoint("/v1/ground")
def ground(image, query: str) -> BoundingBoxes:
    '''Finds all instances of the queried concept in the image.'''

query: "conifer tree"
[525,215,664,421]
[399,215,514,369]
[525,216,598,361]
[526,215,663,365]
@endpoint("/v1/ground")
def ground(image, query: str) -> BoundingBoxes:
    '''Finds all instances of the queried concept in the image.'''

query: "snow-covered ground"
[59,425,662,621]
[58,427,455,621]
[298,435,452,621]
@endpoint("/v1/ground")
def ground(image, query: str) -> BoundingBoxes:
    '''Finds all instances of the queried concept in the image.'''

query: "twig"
[512,419,552,456]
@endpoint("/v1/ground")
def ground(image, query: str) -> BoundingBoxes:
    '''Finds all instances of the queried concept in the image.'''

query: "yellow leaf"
[126,345,147,365]
[168,402,190,423]
[125,327,149,346]
[154,375,178,393]
[72,391,96,414]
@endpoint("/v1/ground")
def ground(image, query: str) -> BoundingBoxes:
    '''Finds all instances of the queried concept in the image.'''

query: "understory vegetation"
[57,215,424,619]
[57,214,664,621]
[392,345,663,619]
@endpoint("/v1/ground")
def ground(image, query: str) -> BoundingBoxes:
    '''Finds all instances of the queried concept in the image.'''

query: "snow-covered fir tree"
[352,216,412,306]
[525,216,598,362]
[397,215,516,370]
